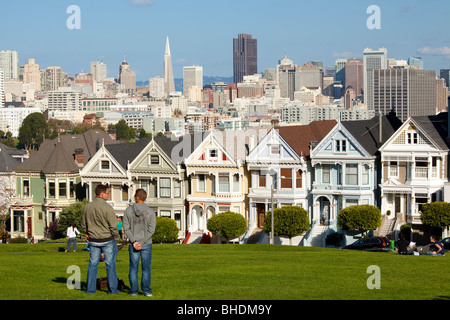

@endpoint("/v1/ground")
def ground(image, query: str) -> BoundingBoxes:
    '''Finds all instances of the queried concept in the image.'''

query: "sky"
[1,0,450,81]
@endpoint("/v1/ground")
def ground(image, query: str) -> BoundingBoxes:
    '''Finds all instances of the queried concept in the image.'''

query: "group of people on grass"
[395,233,445,256]
[65,184,156,296]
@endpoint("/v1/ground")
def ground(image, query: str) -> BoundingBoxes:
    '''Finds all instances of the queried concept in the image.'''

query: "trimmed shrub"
[153,217,179,243]
[337,204,382,236]
[207,211,247,243]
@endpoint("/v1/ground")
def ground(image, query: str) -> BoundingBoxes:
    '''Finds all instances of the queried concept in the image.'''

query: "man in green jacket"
[82,184,120,294]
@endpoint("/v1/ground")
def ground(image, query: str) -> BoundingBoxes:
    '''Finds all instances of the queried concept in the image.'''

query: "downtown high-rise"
[373,68,437,122]
[163,36,175,96]
[233,34,257,84]
[363,47,388,110]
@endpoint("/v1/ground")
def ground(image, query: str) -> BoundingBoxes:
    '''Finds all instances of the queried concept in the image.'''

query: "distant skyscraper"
[23,59,41,92]
[183,65,203,94]
[408,57,423,70]
[363,47,388,109]
[118,60,136,95]
[41,66,68,91]
[163,37,175,96]
[0,69,4,108]
[373,68,436,122]
[335,59,347,89]
[0,50,19,80]
[439,69,450,87]
[233,34,257,84]
[345,59,363,96]
[91,61,107,83]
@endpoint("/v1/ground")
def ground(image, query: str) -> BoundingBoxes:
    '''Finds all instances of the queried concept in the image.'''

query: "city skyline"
[2,0,450,80]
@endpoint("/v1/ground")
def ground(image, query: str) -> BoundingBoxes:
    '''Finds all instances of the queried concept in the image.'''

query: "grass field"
[0,242,449,300]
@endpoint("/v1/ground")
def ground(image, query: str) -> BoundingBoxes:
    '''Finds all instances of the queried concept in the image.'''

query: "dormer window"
[150,155,160,165]
[407,132,418,144]
[209,149,218,158]
[335,139,347,153]
[270,144,280,155]
[101,160,110,170]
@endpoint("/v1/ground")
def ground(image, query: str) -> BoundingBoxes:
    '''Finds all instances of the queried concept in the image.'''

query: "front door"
[256,203,265,228]
[27,217,32,239]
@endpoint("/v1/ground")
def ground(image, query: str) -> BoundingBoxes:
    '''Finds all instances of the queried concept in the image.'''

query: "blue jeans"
[85,239,119,294]
[66,237,77,251]
[128,243,152,295]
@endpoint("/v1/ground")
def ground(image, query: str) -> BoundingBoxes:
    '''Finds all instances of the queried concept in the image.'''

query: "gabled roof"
[0,143,28,172]
[105,138,151,170]
[411,112,449,150]
[275,120,337,160]
[105,135,190,170]
[14,129,119,173]
[341,113,403,156]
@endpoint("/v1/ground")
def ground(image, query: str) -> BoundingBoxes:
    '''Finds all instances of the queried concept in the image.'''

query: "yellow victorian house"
[184,132,250,242]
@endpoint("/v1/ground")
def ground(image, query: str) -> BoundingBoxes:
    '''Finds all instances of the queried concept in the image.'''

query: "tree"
[18,112,49,150]
[115,119,135,141]
[207,211,247,243]
[152,217,179,243]
[337,204,382,237]
[420,202,450,236]
[139,128,152,138]
[263,206,310,245]
[56,200,88,239]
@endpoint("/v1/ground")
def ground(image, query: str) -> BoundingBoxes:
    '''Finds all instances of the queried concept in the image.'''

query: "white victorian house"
[246,127,309,230]
[379,113,449,228]
[310,114,402,244]
[184,132,249,241]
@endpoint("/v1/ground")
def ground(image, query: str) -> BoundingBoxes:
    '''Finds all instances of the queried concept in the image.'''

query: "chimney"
[74,148,84,164]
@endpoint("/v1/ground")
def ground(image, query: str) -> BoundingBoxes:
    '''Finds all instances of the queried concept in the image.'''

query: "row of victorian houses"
[7,111,450,245]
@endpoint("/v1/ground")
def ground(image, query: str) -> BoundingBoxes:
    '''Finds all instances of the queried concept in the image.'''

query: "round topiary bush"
[152,216,179,243]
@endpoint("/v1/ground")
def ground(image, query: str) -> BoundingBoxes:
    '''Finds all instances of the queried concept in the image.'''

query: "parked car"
[440,237,450,250]
[341,236,390,251]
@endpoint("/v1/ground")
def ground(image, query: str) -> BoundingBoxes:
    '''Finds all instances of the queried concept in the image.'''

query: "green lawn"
[0,242,449,300]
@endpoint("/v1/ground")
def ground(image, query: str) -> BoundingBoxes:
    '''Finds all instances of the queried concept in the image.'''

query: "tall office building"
[408,57,423,70]
[118,60,136,95]
[0,50,19,80]
[23,59,41,92]
[0,69,4,108]
[345,59,363,96]
[163,37,175,96]
[233,34,257,84]
[183,65,203,94]
[363,47,388,110]
[373,68,437,122]
[335,59,347,88]
[41,66,68,92]
[91,61,107,83]
[440,69,450,88]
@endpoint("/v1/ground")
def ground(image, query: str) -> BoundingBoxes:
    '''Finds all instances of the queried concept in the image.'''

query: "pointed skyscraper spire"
[163,36,175,96]
[165,36,171,56]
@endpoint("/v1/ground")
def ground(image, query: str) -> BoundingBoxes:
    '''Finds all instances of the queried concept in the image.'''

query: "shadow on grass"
[52,277,130,294]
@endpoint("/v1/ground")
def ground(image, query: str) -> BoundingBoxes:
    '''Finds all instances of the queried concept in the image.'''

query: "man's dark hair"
[95,184,109,196]
[134,188,147,202]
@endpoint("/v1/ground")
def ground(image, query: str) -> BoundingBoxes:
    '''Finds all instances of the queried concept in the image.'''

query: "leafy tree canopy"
[337,204,381,236]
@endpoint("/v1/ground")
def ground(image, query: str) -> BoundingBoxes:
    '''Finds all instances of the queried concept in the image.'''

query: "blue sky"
[1,0,450,80]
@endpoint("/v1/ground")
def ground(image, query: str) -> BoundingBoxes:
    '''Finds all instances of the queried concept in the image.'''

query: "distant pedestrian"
[65,222,80,252]
[123,189,156,297]
[81,184,120,294]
